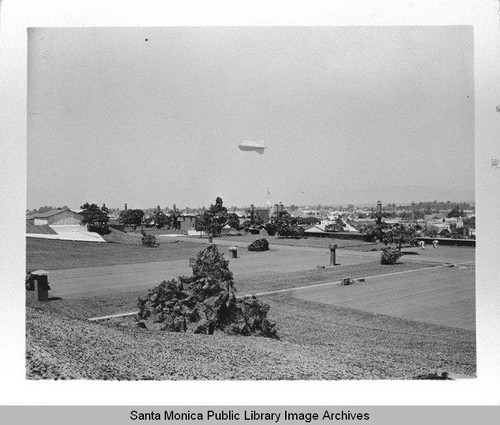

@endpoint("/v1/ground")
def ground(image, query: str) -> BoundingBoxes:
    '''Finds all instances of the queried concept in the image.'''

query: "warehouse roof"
[26,209,80,220]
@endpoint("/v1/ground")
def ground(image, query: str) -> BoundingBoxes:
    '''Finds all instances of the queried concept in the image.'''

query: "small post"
[376,201,382,225]
[329,243,337,266]
[32,273,50,301]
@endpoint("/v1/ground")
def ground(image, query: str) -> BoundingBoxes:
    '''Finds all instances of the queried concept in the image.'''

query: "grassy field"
[26,260,435,319]
[209,233,379,251]
[26,237,206,271]
[27,233,475,272]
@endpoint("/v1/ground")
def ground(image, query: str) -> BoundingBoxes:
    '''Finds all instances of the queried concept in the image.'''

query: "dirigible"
[238,141,267,154]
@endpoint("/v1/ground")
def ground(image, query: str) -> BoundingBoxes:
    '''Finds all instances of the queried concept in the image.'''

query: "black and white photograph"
[24,25,476,381]
[2,0,500,412]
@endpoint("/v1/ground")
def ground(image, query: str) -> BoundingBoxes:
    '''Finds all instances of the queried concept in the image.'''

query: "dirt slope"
[101,228,142,244]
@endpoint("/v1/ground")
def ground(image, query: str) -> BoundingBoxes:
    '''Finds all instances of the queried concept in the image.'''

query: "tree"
[226,213,241,231]
[361,222,391,242]
[447,205,461,218]
[463,216,475,228]
[196,197,229,239]
[335,216,346,231]
[382,223,418,251]
[38,206,53,213]
[242,206,264,233]
[362,222,417,250]
[269,210,304,238]
[119,209,145,230]
[80,202,109,228]
[423,224,439,238]
[152,210,171,229]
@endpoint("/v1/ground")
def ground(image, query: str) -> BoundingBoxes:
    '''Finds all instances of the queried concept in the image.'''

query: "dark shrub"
[380,247,403,264]
[247,238,269,252]
[137,245,277,338]
[87,224,111,235]
[264,223,277,236]
[141,234,157,247]
[189,244,233,282]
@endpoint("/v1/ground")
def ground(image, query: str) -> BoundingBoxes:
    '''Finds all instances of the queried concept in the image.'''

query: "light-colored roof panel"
[26,209,80,219]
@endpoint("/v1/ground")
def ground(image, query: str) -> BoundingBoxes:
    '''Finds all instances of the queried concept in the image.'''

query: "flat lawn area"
[26,260,435,318]
[195,233,476,259]
[215,233,377,251]
[26,237,205,271]
[400,245,475,263]
[293,266,475,330]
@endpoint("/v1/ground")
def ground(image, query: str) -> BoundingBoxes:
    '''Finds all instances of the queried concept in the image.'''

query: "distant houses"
[25,201,475,243]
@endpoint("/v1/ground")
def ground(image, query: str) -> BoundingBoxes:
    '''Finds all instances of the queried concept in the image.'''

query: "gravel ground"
[26,307,363,380]
[26,294,475,380]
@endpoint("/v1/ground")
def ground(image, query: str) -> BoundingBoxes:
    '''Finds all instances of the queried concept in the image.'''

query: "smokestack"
[411,201,415,222]
[376,201,382,225]
[124,203,128,212]
[157,205,161,212]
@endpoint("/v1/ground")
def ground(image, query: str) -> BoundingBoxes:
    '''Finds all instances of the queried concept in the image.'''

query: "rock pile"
[136,245,278,338]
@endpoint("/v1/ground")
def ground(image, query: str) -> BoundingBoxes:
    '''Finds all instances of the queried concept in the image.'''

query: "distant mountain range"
[331,185,474,205]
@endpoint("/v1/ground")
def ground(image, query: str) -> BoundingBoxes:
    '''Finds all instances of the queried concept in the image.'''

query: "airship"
[238,141,267,154]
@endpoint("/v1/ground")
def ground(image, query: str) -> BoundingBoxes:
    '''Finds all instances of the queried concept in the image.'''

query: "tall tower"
[266,187,271,210]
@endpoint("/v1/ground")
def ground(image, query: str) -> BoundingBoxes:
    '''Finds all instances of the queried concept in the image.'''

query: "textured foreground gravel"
[26,298,476,380]
[26,307,350,380]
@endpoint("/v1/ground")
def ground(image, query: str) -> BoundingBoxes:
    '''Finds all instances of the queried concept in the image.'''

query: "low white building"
[26,209,82,226]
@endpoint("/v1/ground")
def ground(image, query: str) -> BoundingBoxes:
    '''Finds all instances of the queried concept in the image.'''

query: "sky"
[27,26,474,210]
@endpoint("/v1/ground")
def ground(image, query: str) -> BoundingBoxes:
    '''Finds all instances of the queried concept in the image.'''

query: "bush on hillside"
[247,238,269,252]
[136,245,278,338]
[188,244,233,282]
[141,234,157,247]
